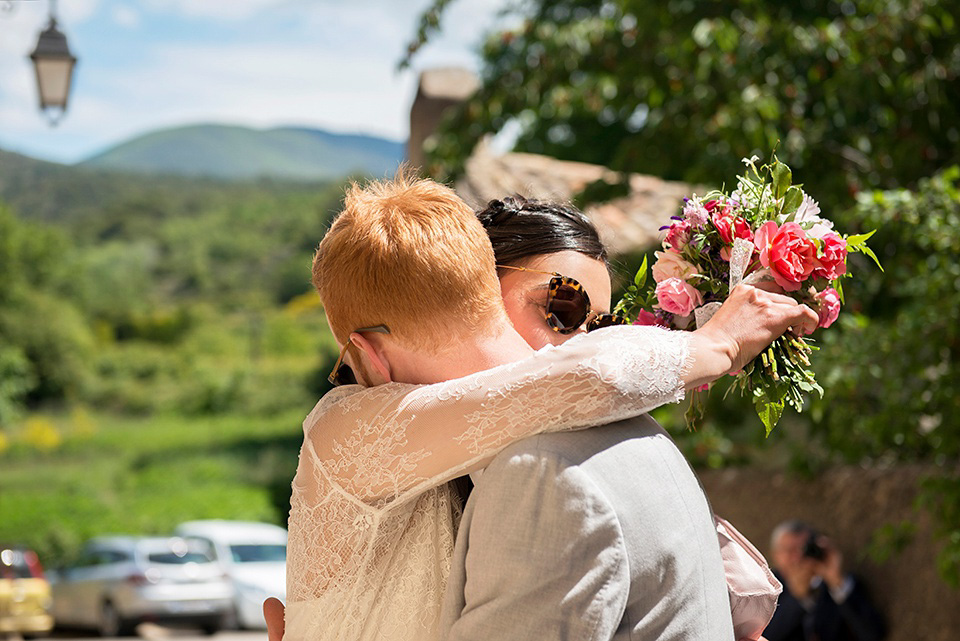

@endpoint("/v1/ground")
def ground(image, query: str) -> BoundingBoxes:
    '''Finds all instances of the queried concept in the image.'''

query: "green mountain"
[81,124,405,181]
[0,147,323,226]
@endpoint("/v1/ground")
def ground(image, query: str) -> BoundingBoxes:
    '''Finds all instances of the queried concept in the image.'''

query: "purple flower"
[682,195,710,228]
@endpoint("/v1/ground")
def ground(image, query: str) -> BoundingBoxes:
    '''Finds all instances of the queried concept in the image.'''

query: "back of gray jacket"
[439,413,734,641]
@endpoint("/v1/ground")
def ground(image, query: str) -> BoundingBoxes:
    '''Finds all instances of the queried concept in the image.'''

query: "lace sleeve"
[305,325,692,507]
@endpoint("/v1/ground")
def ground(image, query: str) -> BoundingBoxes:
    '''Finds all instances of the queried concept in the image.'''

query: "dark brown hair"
[476,195,609,268]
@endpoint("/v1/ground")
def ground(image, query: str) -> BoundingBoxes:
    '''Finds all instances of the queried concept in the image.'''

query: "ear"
[349,332,393,383]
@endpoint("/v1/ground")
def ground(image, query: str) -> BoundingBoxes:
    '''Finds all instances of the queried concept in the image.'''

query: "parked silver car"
[174,520,286,630]
[49,536,233,636]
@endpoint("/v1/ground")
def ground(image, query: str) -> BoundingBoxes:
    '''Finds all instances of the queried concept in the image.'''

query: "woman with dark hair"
[477,195,625,350]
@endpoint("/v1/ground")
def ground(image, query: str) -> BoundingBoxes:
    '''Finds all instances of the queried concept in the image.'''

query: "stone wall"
[699,465,958,641]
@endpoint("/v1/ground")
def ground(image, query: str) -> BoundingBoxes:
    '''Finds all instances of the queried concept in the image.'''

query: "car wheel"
[221,604,240,630]
[98,601,132,638]
[200,617,222,636]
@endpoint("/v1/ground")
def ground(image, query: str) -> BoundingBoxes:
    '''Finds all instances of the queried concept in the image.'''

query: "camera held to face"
[802,532,826,561]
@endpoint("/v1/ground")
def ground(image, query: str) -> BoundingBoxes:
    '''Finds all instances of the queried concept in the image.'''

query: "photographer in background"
[764,520,885,641]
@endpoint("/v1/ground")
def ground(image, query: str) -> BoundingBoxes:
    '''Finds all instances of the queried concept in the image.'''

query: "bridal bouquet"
[615,155,881,433]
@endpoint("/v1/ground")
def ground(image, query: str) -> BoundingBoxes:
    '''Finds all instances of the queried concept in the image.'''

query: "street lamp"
[29,1,77,126]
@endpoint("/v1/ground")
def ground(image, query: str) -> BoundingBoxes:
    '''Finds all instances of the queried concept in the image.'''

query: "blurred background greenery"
[0,161,346,566]
[1,0,958,592]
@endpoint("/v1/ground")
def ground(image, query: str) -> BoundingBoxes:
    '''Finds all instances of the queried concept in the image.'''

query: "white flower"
[794,193,823,221]
[731,188,750,208]
[741,154,760,167]
[793,193,834,237]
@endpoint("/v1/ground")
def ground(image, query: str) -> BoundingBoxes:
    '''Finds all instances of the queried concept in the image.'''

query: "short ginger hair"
[312,172,506,352]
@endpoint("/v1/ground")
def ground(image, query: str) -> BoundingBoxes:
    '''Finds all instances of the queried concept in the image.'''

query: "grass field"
[0,409,305,567]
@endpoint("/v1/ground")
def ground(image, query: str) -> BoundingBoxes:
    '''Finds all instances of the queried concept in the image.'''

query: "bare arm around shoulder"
[305,284,817,504]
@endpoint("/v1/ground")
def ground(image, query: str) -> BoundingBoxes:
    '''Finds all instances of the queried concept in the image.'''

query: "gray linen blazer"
[439,414,734,641]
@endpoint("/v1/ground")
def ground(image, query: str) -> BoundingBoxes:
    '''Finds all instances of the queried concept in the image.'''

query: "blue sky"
[0,0,511,163]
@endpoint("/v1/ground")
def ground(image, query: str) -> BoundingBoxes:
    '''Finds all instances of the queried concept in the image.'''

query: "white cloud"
[6,0,105,25]
[0,6,48,115]
[143,0,295,22]
[60,0,104,24]
[112,4,140,28]
[94,40,415,139]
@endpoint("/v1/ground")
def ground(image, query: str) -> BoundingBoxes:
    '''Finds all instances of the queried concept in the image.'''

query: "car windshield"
[229,544,286,563]
[143,540,215,565]
[147,551,213,564]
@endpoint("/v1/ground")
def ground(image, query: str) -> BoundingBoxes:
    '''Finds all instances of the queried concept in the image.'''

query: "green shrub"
[0,345,33,427]
[0,291,95,404]
[415,0,960,211]
[811,167,960,462]
[810,167,960,587]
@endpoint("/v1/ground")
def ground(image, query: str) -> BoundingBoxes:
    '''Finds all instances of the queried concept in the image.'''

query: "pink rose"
[633,309,664,327]
[711,208,754,245]
[664,220,692,251]
[813,232,848,281]
[815,287,842,328]
[656,277,704,316]
[652,251,699,282]
[733,217,754,241]
[704,198,737,216]
[754,221,821,292]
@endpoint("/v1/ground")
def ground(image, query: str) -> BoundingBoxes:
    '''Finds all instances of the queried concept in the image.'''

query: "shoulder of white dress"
[301,382,424,433]
[301,387,356,432]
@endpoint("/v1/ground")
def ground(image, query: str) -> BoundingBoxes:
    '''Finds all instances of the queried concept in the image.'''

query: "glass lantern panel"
[34,58,73,108]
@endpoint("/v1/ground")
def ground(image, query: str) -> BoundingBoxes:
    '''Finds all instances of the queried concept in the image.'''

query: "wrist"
[696,327,736,374]
[827,575,854,604]
[685,330,735,389]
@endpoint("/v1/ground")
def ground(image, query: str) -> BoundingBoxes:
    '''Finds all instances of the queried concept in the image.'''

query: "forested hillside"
[0,147,340,227]
[1,149,346,418]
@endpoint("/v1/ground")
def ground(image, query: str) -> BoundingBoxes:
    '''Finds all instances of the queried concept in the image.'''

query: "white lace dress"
[285,325,692,641]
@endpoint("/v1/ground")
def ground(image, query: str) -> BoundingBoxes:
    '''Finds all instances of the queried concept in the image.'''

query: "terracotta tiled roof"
[455,144,698,256]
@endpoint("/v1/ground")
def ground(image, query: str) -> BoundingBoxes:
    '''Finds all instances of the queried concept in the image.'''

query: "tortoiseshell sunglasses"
[328,324,391,387]
[497,265,629,334]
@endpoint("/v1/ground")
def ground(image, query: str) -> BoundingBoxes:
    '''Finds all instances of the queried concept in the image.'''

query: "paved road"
[29,626,266,641]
